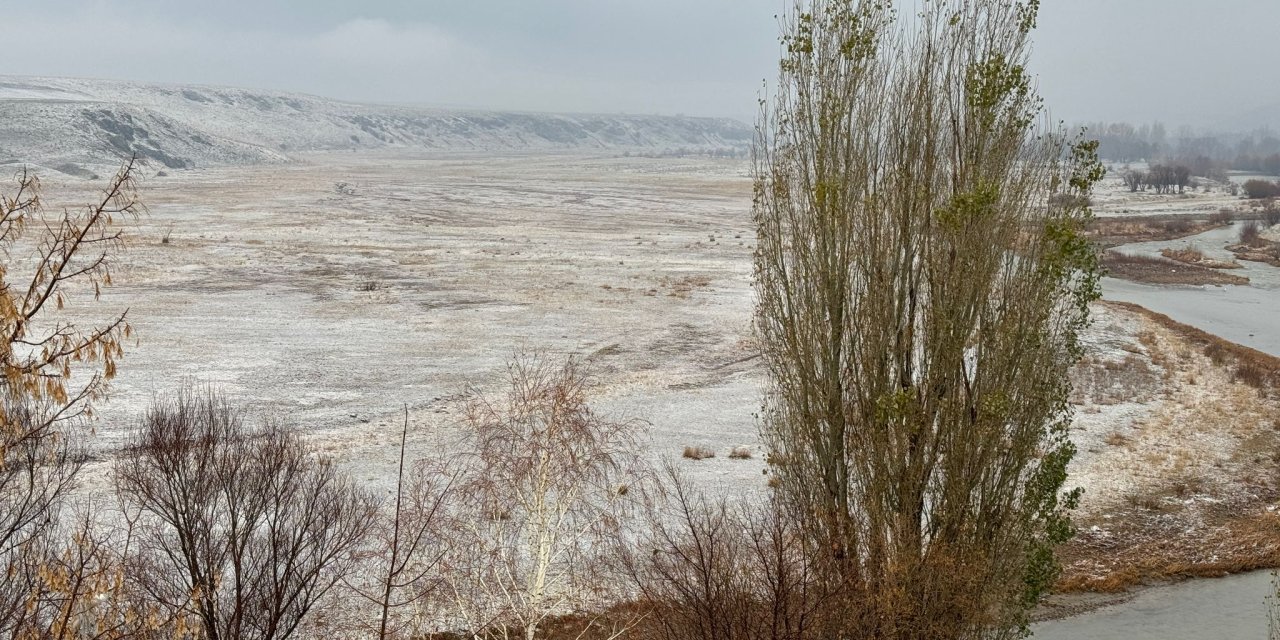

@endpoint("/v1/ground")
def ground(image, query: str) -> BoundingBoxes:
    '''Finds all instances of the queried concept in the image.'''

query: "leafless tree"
[0,160,145,639]
[1146,163,1190,194]
[1122,169,1145,192]
[753,1,1102,637]
[5,507,164,640]
[1173,164,1192,193]
[114,387,378,640]
[443,354,646,640]
[345,408,464,640]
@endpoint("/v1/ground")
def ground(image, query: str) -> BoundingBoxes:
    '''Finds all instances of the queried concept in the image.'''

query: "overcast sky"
[1,0,1276,127]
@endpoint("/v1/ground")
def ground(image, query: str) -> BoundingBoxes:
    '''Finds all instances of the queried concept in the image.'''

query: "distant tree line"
[1087,121,1167,162]
[1092,121,1280,180]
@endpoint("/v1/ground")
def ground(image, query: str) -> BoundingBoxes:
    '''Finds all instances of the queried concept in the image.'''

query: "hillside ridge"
[0,75,752,175]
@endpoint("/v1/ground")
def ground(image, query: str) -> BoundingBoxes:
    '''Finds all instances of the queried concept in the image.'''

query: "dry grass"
[728,445,753,460]
[1058,301,1280,594]
[1086,216,1230,249]
[1102,251,1250,286]
[1058,509,1280,593]
[1071,351,1161,406]
[1103,432,1130,447]
[681,445,715,461]
[1159,247,1204,264]
[1234,362,1274,391]
[661,275,713,299]
[1122,492,1171,513]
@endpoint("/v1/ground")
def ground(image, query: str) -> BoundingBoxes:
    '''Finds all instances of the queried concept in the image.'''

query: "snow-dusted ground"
[1068,300,1279,515]
[40,150,1264,507]
[38,152,766,493]
[1092,163,1248,219]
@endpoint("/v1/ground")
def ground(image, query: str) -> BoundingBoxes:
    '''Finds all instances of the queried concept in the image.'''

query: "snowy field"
[26,151,1272,524]
[36,151,768,491]
[1093,163,1244,219]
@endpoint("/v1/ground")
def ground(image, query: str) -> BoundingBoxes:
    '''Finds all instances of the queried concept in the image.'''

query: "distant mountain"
[0,76,753,176]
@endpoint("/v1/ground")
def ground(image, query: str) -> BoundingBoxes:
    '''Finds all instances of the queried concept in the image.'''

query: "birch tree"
[444,354,644,640]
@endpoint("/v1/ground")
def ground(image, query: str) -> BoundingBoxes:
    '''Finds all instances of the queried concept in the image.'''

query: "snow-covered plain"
[39,151,767,492]
[1092,164,1243,219]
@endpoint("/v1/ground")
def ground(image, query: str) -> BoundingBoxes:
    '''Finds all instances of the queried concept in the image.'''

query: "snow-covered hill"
[0,76,753,175]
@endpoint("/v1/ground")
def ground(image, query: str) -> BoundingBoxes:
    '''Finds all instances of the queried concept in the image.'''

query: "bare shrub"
[1265,202,1280,227]
[1160,247,1204,263]
[682,445,716,460]
[1234,363,1272,390]
[1122,170,1144,193]
[1170,476,1205,499]
[1205,343,1230,366]
[623,466,837,640]
[4,509,155,640]
[728,446,754,460]
[443,354,646,640]
[1209,209,1234,225]
[347,410,465,640]
[1240,221,1266,246]
[1243,179,1280,199]
[115,387,377,640]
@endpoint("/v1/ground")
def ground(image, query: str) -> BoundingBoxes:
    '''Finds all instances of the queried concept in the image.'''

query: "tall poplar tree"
[753,1,1103,637]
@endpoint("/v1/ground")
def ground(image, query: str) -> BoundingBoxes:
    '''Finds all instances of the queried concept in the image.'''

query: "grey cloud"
[1,0,1275,127]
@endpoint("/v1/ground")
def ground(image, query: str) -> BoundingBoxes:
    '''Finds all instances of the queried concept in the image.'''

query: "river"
[1034,222,1280,638]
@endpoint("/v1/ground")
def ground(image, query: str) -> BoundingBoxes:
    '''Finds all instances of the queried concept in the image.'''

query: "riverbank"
[1053,300,1280,595]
